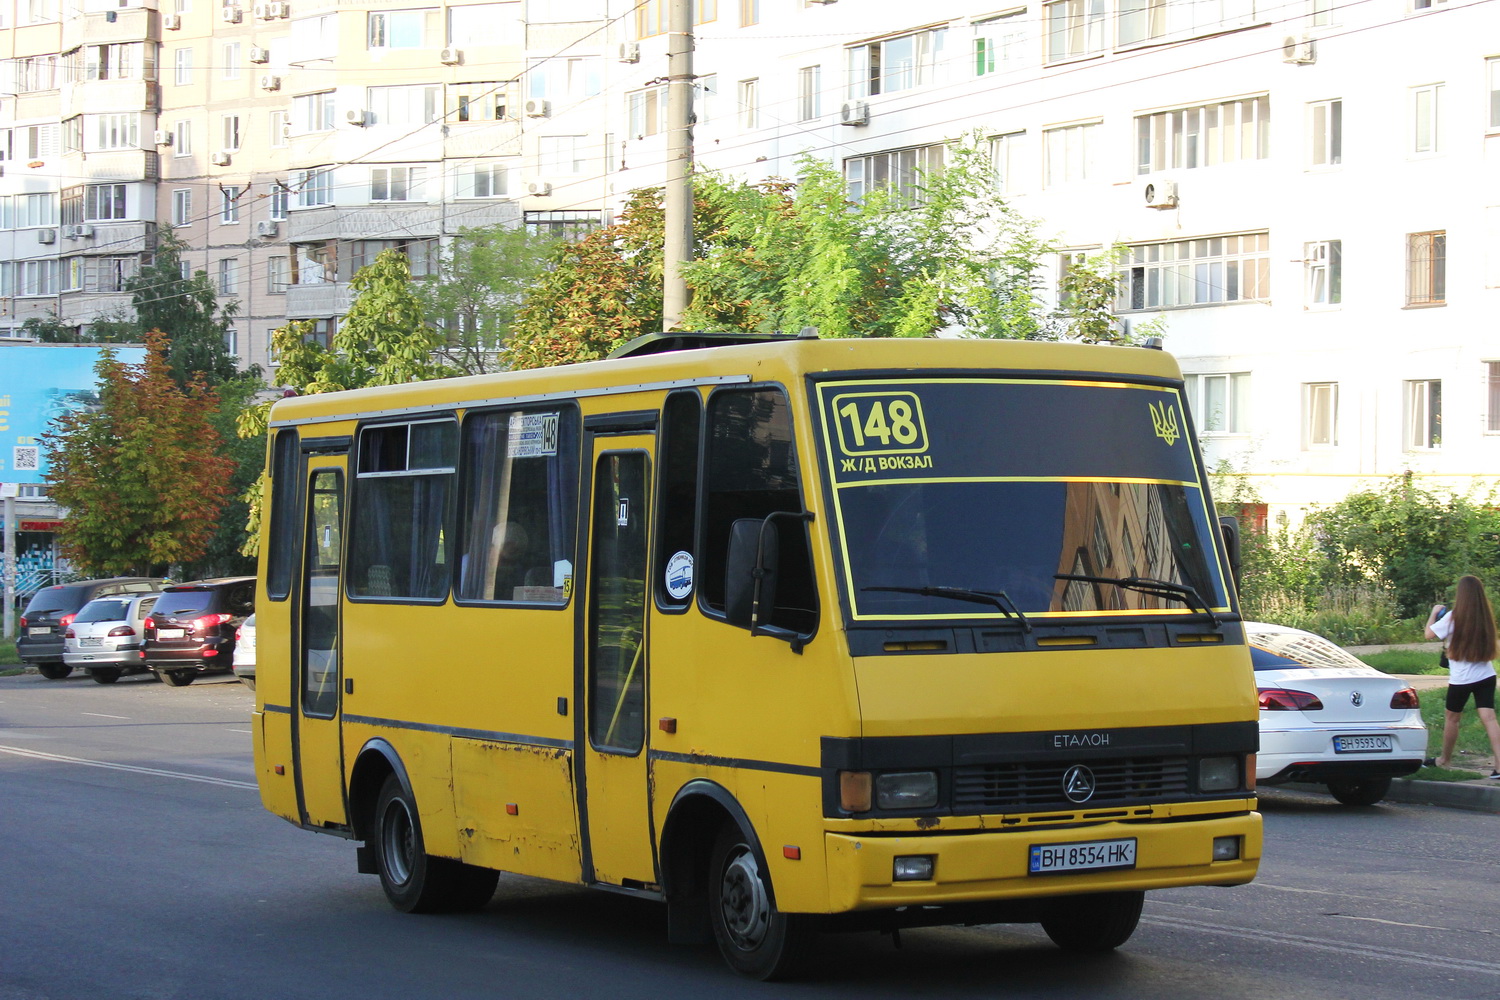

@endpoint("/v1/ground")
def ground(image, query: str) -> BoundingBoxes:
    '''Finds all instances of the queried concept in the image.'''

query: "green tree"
[21,313,79,343]
[128,230,240,386]
[1053,248,1164,345]
[417,224,558,375]
[42,329,236,576]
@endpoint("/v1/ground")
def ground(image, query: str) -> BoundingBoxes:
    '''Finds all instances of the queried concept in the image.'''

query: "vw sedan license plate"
[1333,734,1393,753]
[1029,838,1137,875]
[156,628,187,640]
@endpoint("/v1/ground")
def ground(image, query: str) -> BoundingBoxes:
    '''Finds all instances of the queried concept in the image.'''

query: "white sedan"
[1247,621,1428,806]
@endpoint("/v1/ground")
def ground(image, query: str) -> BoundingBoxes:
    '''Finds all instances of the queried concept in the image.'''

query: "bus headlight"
[876,771,939,810]
[1198,756,1240,792]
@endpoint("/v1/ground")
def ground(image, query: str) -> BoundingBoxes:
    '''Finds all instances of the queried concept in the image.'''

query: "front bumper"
[822,806,1261,913]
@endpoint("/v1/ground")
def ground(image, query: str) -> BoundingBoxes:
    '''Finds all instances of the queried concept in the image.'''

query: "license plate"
[1333,734,1393,753]
[80,637,104,647]
[28,627,51,636]
[1029,838,1137,875]
[156,628,187,640]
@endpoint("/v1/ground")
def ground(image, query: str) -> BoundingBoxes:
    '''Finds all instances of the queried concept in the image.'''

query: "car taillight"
[18,616,27,628]
[192,613,233,632]
[59,613,77,628]
[1390,687,1420,709]
[144,617,156,631]
[63,627,75,639]
[108,626,136,637]
[1258,687,1324,711]
[235,628,243,641]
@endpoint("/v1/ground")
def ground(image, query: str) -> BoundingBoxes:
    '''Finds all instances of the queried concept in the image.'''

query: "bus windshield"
[814,376,1229,621]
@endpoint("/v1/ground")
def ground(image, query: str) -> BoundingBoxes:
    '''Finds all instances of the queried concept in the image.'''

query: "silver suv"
[63,592,163,685]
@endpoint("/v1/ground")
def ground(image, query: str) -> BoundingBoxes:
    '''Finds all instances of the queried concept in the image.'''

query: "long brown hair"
[1446,575,1498,663]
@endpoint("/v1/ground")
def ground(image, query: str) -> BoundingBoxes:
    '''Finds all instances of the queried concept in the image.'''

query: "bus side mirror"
[725,518,778,631]
[1217,515,1242,601]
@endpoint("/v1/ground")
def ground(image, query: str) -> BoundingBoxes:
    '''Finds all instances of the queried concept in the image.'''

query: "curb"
[1384,776,1500,813]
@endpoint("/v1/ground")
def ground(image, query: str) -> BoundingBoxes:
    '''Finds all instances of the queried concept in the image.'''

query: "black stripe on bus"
[340,714,574,751]
[648,749,823,778]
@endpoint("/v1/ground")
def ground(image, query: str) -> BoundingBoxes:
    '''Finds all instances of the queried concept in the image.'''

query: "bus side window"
[699,387,817,635]
[348,419,457,602]
[266,428,301,601]
[655,391,701,610]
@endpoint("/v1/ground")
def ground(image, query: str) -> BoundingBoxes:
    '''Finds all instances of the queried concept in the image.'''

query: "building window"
[452,82,509,122]
[221,41,239,79]
[366,85,442,126]
[1184,372,1250,434]
[370,166,426,202]
[1405,231,1445,306]
[1488,57,1500,132]
[526,56,602,102]
[1406,379,1441,449]
[627,85,667,137]
[524,210,601,238]
[1412,83,1442,154]
[1044,121,1099,186]
[293,91,337,134]
[696,74,718,122]
[290,13,338,61]
[455,161,509,198]
[224,327,237,356]
[847,26,947,99]
[843,143,945,204]
[1486,361,1500,433]
[1120,233,1270,310]
[1045,0,1105,63]
[221,114,241,152]
[1303,382,1338,448]
[268,254,290,293]
[270,110,289,147]
[989,131,1025,196]
[293,167,334,207]
[218,257,238,295]
[220,186,241,223]
[739,0,757,26]
[974,11,1027,75]
[796,65,820,121]
[368,9,437,49]
[448,4,511,45]
[173,47,191,86]
[1308,98,1341,167]
[174,119,192,156]
[635,0,715,38]
[81,184,127,221]
[62,116,83,153]
[538,136,585,175]
[1135,96,1269,174]
[1310,0,1336,26]
[1305,240,1341,307]
[95,114,139,151]
[1118,0,1170,46]
[269,184,289,220]
[738,78,758,130]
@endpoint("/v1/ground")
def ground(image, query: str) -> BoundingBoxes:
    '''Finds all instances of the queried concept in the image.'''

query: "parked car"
[18,578,164,680]
[232,613,256,690]
[1247,621,1427,806]
[62,592,163,684]
[143,578,255,687]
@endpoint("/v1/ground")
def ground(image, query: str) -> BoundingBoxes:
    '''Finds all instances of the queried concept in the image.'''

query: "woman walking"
[1424,575,1500,777]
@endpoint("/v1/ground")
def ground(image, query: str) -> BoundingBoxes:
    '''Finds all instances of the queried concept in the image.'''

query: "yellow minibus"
[252,333,1261,978]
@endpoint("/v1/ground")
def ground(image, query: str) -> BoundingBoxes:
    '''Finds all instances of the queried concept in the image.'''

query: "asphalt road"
[2,670,1498,999]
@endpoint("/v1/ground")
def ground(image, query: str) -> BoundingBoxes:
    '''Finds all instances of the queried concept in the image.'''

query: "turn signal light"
[1257,687,1323,711]
[839,771,872,813]
[1390,687,1420,709]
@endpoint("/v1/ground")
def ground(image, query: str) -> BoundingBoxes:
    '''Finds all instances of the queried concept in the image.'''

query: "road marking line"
[228,729,252,734]
[81,712,129,720]
[0,744,257,790]
[1144,913,1500,975]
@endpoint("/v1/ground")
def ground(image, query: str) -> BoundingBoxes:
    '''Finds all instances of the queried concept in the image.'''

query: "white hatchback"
[233,613,256,690]
[62,592,162,685]
[1248,621,1428,805]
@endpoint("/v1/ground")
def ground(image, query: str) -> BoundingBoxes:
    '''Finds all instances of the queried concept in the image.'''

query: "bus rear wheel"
[708,825,812,980]
[1039,891,1144,953]
[373,774,497,914]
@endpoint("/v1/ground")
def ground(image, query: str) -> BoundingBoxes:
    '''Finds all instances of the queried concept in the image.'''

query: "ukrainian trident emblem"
[1149,400,1180,446]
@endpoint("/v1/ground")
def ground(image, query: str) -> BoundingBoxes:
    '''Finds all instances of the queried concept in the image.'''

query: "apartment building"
[2,0,1497,520]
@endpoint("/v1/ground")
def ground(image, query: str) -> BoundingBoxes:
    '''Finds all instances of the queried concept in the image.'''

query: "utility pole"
[3,488,15,639]
[661,0,694,330]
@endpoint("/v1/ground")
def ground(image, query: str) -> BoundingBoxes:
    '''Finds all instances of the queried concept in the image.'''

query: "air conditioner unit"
[163,13,180,29]
[221,6,242,22]
[1143,179,1178,209]
[154,129,174,145]
[252,2,267,17]
[346,108,370,126]
[524,99,550,118]
[73,224,95,239]
[807,0,837,5]
[211,150,232,166]
[618,41,640,63]
[255,220,278,237]
[439,46,461,65]
[259,74,281,91]
[37,228,56,244]
[527,180,552,196]
[249,45,270,63]
[839,101,869,126]
[1282,34,1315,64]
[268,1,286,16]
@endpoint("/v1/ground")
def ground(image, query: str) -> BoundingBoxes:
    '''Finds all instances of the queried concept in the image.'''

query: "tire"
[372,774,497,914]
[37,663,72,680]
[1327,777,1391,806]
[1039,891,1145,953]
[160,670,196,687]
[708,825,813,980]
[89,668,122,685]
[239,677,256,691]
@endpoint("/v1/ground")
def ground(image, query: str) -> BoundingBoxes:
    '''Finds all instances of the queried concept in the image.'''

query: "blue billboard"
[0,344,147,486]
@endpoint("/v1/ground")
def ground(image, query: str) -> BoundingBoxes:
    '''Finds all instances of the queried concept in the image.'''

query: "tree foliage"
[42,329,235,576]
[128,229,240,387]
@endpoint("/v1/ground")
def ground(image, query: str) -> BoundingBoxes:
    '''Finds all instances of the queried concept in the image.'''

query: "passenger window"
[348,419,457,601]
[267,429,301,601]
[700,387,817,634]
[655,391,701,610]
[455,407,579,604]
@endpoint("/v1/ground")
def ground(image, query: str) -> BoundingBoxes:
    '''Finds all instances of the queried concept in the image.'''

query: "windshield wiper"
[1054,574,1219,626]
[862,586,1033,632]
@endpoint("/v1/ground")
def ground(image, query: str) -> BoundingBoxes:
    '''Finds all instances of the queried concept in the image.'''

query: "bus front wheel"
[708,826,812,980]
[373,774,497,914]
[1039,891,1144,953]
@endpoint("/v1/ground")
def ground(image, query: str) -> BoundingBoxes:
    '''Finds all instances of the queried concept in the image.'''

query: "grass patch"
[0,636,17,667]
[0,667,23,677]
[1359,649,1447,675]
[1417,693,1498,775]
[1412,764,1488,782]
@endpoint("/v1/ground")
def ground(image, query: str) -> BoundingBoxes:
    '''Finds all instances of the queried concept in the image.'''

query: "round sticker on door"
[664,550,694,600]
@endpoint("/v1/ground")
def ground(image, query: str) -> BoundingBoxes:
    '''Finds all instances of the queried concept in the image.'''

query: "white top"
[1430,612,1498,686]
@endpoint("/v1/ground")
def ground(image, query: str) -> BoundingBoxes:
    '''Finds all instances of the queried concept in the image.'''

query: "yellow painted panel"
[254,709,299,821]
[451,738,582,883]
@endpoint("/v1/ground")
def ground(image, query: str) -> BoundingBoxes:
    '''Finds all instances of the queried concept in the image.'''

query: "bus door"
[579,432,657,886]
[294,457,348,829]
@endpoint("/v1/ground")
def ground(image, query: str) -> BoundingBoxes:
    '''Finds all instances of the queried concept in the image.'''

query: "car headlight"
[875,771,939,810]
[1198,756,1240,792]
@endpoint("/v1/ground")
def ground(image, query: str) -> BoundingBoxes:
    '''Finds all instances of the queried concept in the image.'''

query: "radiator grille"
[952,756,1190,812]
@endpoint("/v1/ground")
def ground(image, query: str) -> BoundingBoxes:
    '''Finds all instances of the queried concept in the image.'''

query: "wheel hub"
[719,849,771,951]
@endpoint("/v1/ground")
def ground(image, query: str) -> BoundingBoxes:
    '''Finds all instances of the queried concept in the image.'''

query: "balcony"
[285,281,354,320]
